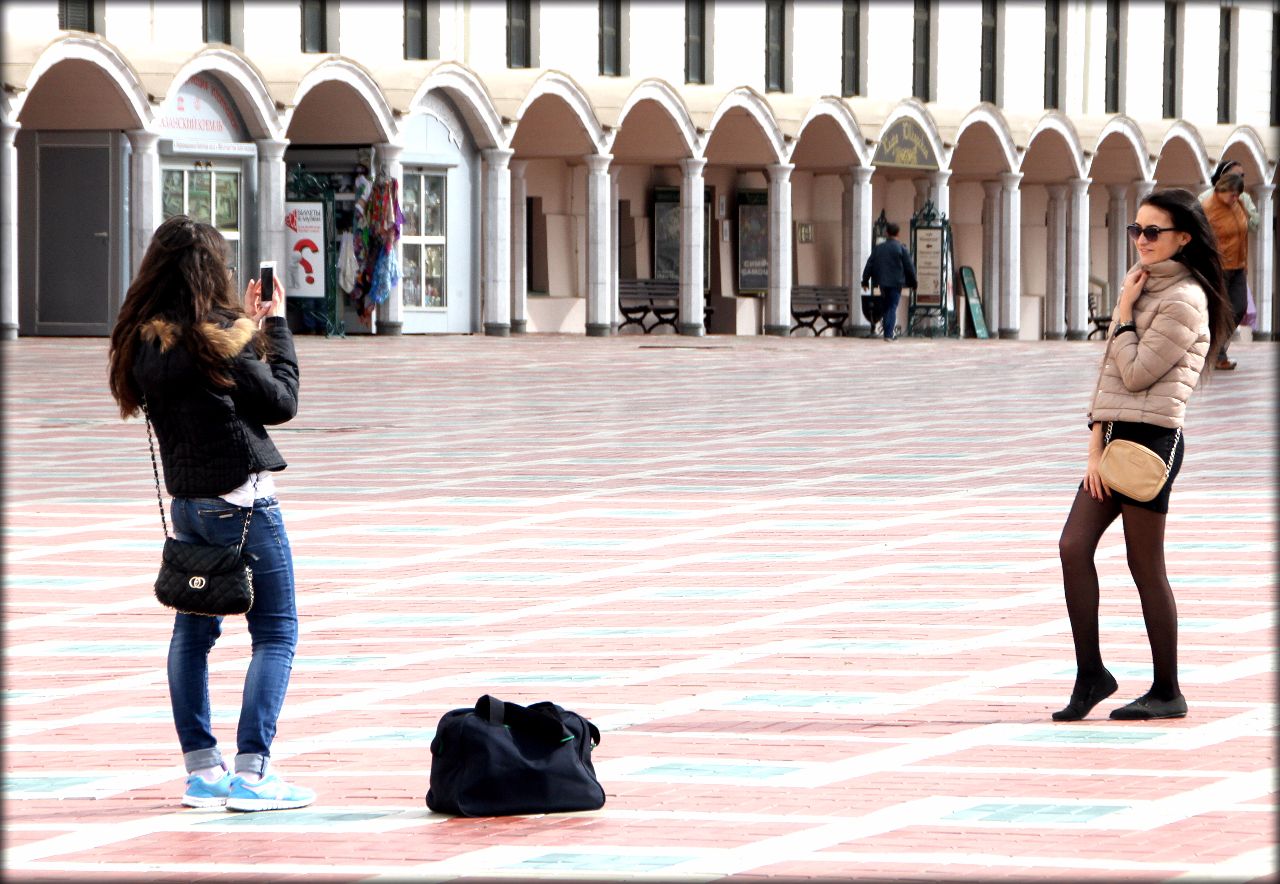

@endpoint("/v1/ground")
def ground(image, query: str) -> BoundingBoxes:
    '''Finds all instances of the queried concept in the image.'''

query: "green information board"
[959,266,989,339]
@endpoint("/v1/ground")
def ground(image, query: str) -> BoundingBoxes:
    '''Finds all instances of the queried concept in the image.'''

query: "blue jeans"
[168,496,298,777]
[880,287,903,339]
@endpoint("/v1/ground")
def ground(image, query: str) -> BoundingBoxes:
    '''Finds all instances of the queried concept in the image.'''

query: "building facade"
[1,0,1275,340]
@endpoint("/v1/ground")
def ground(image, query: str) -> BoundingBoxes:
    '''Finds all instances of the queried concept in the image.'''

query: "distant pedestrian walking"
[1201,170,1251,370]
[861,222,917,340]
[108,216,314,812]
[1054,189,1233,722]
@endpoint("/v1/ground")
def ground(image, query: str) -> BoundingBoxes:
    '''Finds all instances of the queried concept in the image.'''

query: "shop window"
[162,165,242,283]
[401,170,447,309]
[841,0,861,97]
[508,0,532,68]
[58,0,97,32]
[1044,0,1061,109]
[204,0,230,43]
[912,0,932,102]
[1217,6,1233,124]
[302,0,338,53]
[979,0,998,104]
[600,0,622,76]
[405,0,436,60]
[685,0,706,84]
[764,0,786,93]
[1104,0,1121,113]
[1162,1,1180,119]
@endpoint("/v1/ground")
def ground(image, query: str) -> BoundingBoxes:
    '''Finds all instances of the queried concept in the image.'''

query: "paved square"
[4,334,1275,881]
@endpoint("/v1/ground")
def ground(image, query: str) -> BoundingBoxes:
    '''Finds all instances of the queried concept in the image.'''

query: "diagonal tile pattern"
[3,334,1275,881]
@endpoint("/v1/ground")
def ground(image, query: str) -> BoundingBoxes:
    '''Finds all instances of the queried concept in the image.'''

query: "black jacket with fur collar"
[133,315,298,498]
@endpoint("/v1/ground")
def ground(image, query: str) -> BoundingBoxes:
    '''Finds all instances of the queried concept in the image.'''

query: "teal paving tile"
[39,641,168,655]
[203,810,394,826]
[1101,615,1235,632]
[453,573,559,583]
[294,655,391,669]
[488,673,606,684]
[810,640,917,653]
[649,587,753,598]
[860,599,967,610]
[1014,728,1163,744]
[513,853,689,873]
[4,577,104,589]
[728,691,875,709]
[5,776,101,795]
[633,762,801,779]
[946,802,1126,824]
[350,728,437,744]
[362,614,469,626]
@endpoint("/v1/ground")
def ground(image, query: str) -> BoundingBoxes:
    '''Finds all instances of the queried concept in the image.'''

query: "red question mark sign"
[293,239,319,285]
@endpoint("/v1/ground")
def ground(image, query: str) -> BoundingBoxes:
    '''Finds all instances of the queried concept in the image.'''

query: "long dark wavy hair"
[108,216,257,418]
[1140,188,1234,367]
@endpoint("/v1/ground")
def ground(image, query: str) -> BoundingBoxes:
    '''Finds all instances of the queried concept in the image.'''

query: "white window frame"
[161,161,244,286]
[401,167,448,312]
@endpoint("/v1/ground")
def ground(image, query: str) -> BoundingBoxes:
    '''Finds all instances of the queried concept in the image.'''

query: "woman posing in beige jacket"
[1054,188,1233,722]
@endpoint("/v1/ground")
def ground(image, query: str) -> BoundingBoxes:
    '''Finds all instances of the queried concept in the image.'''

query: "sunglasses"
[1126,224,1178,242]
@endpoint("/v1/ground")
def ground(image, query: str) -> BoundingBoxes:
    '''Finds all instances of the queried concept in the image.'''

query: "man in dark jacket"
[861,222,917,340]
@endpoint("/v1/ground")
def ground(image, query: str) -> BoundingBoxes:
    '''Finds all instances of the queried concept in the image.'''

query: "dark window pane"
[842,0,860,96]
[58,0,92,31]
[405,0,426,59]
[1217,7,1232,123]
[302,0,325,53]
[508,0,531,68]
[1044,0,1060,108]
[600,0,621,76]
[685,0,705,84]
[204,0,231,43]
[765,0,785,92]
[980,0,997,103]
[913,0,931,101]
[1273,11,1279,126]
[1162,1,1178,118]
[1105,0,1120,113]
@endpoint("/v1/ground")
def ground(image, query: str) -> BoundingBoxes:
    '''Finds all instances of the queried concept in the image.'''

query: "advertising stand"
[908,200,955,337]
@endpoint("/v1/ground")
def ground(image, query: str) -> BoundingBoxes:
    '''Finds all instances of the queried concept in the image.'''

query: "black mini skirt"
[1103,420,1185,514]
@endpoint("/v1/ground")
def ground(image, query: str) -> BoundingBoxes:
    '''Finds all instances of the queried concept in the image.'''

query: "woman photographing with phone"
[1054,188,1232,722]
[108,216,314,811]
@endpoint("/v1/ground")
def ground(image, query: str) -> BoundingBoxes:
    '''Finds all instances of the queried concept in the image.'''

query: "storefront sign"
[872,118,938,171]
[737,190,769,294]
[284,202,326,299]
[167,140,257,157]
[158,74,250,144]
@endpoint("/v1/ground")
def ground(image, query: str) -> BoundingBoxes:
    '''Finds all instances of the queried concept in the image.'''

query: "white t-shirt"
[219,471,276,507]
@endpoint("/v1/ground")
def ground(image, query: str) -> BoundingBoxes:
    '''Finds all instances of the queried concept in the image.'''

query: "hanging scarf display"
[349,177,403,324]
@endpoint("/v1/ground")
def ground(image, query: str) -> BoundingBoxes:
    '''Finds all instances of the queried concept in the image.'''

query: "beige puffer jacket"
[1088,259,1209,430]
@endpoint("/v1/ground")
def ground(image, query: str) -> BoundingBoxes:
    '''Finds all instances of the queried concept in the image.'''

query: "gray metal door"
[36,144,112,335]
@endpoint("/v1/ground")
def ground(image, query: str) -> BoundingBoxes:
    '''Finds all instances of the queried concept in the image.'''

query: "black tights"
[1058,486,1181,700]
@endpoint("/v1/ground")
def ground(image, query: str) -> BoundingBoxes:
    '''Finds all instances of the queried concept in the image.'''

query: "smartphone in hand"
[259,261,276,302]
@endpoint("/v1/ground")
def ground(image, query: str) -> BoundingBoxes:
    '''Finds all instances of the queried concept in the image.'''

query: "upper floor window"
[979,0,998,103]
[1217,6,1234,123]
[58,0,95,32]
[302,0,338,53]
[1104,0,1121,113]
[600,0,622,76]
[1272,10,1279,126]
[1162,1,1180,119]
[685,0,706,84]
[405,0,434,60]
[508,0,532,68]
[765,0,786,92]
[841,0,862,97]
[1044,0,1061,109]
[912,0,933,102]
[203,0,231,44]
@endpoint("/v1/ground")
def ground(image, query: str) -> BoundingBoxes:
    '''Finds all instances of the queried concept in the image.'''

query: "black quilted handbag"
[145,405,254,617]
[426,695,605,817]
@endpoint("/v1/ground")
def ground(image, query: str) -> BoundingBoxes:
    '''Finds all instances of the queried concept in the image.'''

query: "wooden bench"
[790,286,851,336]
[1087,279,1111,340]
[618,278,711,333]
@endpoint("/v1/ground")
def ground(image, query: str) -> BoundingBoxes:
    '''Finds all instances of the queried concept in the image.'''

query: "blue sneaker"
[182,771,233,807]
[225,773,316,812]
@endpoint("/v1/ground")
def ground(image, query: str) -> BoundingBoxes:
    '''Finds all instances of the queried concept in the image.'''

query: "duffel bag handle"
[475,695,585,745]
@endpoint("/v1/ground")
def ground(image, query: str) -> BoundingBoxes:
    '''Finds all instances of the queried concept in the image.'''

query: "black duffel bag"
[426,695,605,817]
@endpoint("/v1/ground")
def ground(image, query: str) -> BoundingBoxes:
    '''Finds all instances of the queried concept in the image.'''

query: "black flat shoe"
[1052,672,1119,721]
[1109,693,1187,720]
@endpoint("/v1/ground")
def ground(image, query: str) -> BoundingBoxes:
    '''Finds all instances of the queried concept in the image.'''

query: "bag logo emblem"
[188,576,206,589]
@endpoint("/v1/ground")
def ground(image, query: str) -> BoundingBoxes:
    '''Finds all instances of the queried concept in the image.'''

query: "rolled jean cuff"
[235,753,270,777]
[183,747,224,774]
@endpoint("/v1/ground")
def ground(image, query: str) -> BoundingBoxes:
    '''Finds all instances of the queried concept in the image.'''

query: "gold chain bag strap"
[145,400,256,616]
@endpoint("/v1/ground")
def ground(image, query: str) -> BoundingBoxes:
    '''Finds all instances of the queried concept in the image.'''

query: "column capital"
[679,156,707,176]
[584,153,613,174]
[999,171,1023,188]
[1106,182,1129,198]
[483,147,516,167]
[1,118,20,141]
[255,138,290,160]
[1045,184,1067,199]
[510,159,529,179]
[930,169,953,184]
[767,163,794,182]
[1068,176,1092,194]
[376,142,404,162]
[982,179,1003,197]
[125,129,161,152]
[1251,182,1275,198]
[850,164,874,184]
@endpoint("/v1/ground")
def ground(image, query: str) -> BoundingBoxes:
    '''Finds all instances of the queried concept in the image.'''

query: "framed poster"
[913,227,944,306]
[737,189,768,294]
[283,201,326,299]
[652,186,712,289]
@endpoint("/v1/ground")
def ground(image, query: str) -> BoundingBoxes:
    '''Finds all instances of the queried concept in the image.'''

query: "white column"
[584,153,613,336]
[510,160,529,333]
[482,148,513,336]
[0,119,18,339]
[998,172,1023,338]
[678,157,707,336]
[1044,184,1068,340]
[930,169,952,220]
[982,180,1002,335]
[126,130,162,277]
[609,168,621,331]
[256,139,289,283]
[1065,177,1092,340]
[913,177,930,214]
[1106,183,1130,320]
[764,163,794,336]
[1252,183,1274,340]
[846,165,874,334]
[1133,178,1155,204]
[375,143,404,335]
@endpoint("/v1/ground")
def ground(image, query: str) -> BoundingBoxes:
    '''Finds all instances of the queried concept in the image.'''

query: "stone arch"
[1153,122,1209,190]
[1022,113,1086,179]
[513,71,607,154]
[1086,116,1152,182]
[409,61,505,150]
[790,98,869,169]
[612,79,699,159]
[951,104,1018,174]
[163,48,282,142]
[286,58,397,143]
[704,88,786,166]
[876,100,947,170]
[17,35,151,129]
[1215,126,1271,186]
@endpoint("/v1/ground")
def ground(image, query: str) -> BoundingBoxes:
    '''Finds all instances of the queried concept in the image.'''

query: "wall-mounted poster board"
[653,186,713,289]
[737,189,768,294]
[913,227,944,307]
